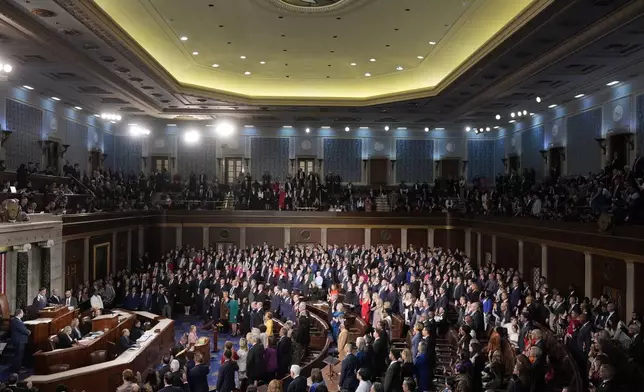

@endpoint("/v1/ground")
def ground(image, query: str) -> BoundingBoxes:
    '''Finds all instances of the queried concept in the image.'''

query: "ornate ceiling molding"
[255,0,364,15]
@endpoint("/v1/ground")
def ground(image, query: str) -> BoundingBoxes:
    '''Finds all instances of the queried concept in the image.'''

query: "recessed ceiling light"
[486,127,491,132]
[424,127,429,132]
[260,61,266,64]
[465,127,471,132]
[23,85,34,90]
[495,114,501,120]
[522,110,527,115]
[494,126,500,129]
[606,80,620,86]
[369,58,376,62]
[244,71,251,75]
[74,106,82,110]
[536,96,541,103]
[212,64,219,68]
[517,112,522,117]
[429,41,436,45]
[305,128,310,133]
[240,55,247,59]
[396,66,403,71]
[510,112,516,118]
[548,104,557,108]
[244,125,254,128]
[384,125,390,131]
[574,93,585,98]
[364,73,371,77]
[345,126,350,132]
[283,125,292,128]
[51,97,60,101]
[167,124,177,127]
[417,55,424,59]
[180,36,188,41]
[192,51,199,55]
[93,114,100,118]
[509,120,516,123]
[321,126,331,129]
[350,62,357,66]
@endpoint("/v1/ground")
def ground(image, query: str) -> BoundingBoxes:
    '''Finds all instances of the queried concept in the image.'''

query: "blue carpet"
[0,315,241,387]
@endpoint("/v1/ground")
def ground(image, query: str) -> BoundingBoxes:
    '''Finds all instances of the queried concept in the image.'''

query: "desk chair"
[48,335,59,351]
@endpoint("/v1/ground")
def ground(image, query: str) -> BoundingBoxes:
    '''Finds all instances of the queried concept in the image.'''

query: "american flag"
[0,252,6,294]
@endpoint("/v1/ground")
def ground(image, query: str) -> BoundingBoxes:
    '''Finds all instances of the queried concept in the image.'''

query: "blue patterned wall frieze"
[251,137,289,181]
[323,138,362,182]
[4,99,43,170]
[395,139,434,183]
[520,125,545,179]
[177,137,217,180]
[467,140,494,181]
[567,108,603,175]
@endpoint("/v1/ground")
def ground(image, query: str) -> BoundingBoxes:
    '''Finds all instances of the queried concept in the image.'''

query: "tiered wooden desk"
[26,310,175,392]
[24,306,78,353]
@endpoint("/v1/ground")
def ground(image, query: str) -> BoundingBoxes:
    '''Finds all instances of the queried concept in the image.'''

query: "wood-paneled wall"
[327,228,364,246]
[549,247,585,297]
[408,229,427,249]
[290,228,321,245]
[209,227,241,247]
[64,239,84,291]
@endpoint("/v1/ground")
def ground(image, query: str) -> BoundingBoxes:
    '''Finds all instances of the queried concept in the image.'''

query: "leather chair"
[90,349,107,364]
[49,364,70,374]
[48,335,60,351]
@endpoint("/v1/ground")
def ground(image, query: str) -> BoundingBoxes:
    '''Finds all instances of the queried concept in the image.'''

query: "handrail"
[67,175,95,197]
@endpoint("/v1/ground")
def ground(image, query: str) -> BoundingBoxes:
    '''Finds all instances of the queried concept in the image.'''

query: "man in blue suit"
[187,352,210,392]
[339,342,359,392]
[216,350,239,392]
[10,309,31,372]
[32,287,48,310]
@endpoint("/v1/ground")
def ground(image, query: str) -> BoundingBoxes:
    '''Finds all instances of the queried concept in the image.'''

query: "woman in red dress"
[360,291,371,324]
[278,187,286,211]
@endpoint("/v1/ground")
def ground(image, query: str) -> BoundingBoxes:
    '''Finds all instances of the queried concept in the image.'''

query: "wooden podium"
[39,306,69,319]
[91,314,119,332]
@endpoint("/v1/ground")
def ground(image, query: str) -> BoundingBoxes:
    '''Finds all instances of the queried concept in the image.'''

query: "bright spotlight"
[305,128,310,133]
[344,126,350,132]
[522,110,527,115]
[183,129,201,144]
[384,125,390,131]
[495,114,501,120]
[2,64,12,73]
[215,121,235,137]
[129,126,151,137]
[510,112,515,118]
[536,97,541,103]
[486,127,490,132]
[424,127,429,132]
[465,127,471,132]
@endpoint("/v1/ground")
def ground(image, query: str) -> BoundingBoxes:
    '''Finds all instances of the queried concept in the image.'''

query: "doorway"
[89,150,100,174]
[151,156,170,172]
[508,155,520,173]
[45,140,60,174]
[609,134,628,169]
[298,158,316,174]
[440,159,460,180]
[369,159,389,185]
[549,147,564,179]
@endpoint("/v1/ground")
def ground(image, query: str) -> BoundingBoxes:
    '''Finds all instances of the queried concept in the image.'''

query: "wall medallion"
[445,142,455,153]
[380,230,391,241]
[301,140,312,151]
[373,141,384,152]
[301,230,311,240]
[613,104,624,122]
[219,229,230,240]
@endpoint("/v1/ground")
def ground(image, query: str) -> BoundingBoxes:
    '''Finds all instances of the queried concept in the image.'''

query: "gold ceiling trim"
[68,0,551,107]
[259,0,365,14]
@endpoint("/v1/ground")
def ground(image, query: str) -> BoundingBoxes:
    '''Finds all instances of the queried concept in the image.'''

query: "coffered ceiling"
[0,0,642,130]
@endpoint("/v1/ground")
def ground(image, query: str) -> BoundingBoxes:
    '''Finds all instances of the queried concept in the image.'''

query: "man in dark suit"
[199,288,212,323]
[57,326,75,349]
[49,289,62,305]
[517,312,535,353]
[159,372,182,392]
[142,288,153,312]
[63,290,78,308]
[383,349,403,392]
[628,323,644,365]
[10,309,31,372]
[339,343,359,392]
[574,314,593,357]
[32,287,48,310]
[287,364,308,392]
[187,352,210,392]
[216,350,239,392]
[593,363,618,392]
[130,320,144,342]
[157,355,172,389]
[246,336,265,384]
[294,306,311,364]
[119,329,133,352]
[373,327,389,376]
[277,327,293,378]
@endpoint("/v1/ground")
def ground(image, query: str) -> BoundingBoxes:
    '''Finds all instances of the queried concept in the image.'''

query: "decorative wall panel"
[493,138,505,177]
[395,139,434,183]
[467,140,494,180]
[113,136,142,174]
[435,138,465,159]
[294,136,319,157]
[4,99,43,170]
[544,117,566,148]
[103,132,115,170]
[567,108,602,175]
[64,120,89,175]
[251,137,289,181]
[636,94,644,155]
[87,127,102,151]
[177,136,217,180]
[323,138,362,182]
[603,96,631,134]
[520,125,545,179]
[367,137,392,158]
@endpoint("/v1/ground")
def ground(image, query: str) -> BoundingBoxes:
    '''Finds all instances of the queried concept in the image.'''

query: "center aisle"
[173,315,241,389]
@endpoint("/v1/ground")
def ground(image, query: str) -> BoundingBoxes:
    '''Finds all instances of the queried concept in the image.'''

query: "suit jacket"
[49,295,61,305]
[517,321,534,353]
[372,337,389,375]
[339,353,359,391]
[10,317,30,344]
[383,361,403,392]
[295,315,311,346]
[57,333,74,349]
[33,295,47,310]
[188,363,210,392]
[119,335,132,351]
[216,360,239,392]
[63,296,78,307]
[575,322,593,355]
[71,327,82,341]
[247,342,265,381]
[629,334,644,364]
[277,336,293,375]
[158,386,183,392]
[287,376,308,392]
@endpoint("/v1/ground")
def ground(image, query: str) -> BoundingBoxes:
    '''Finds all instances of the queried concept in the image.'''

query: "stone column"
[518,240,524,276]
[321,228,327,248]
[476,232,482,268]
[401,228,408,251]
[203,227,210,248]
[240,227,246,249]
[491,235,497,263]
[284,227,291,248]
[541,244,548,281]
[176,226,183,248]
[112,231,118,274]
[83,237,90,283]
[38,240,54,294]
[427,229,435,249]
[14,244,31,311]
[127,230,132,270]
[464,229,472,258]
[584,253,593,298]
[137,225,145,256]
[365,228,371,248]
[626,261,635,321]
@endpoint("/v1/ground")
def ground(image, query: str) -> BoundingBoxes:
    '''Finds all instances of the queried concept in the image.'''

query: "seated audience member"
[70,318,82,341]
[130,319,144,341]
[57,326,75,349]
[119,329,133,352]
